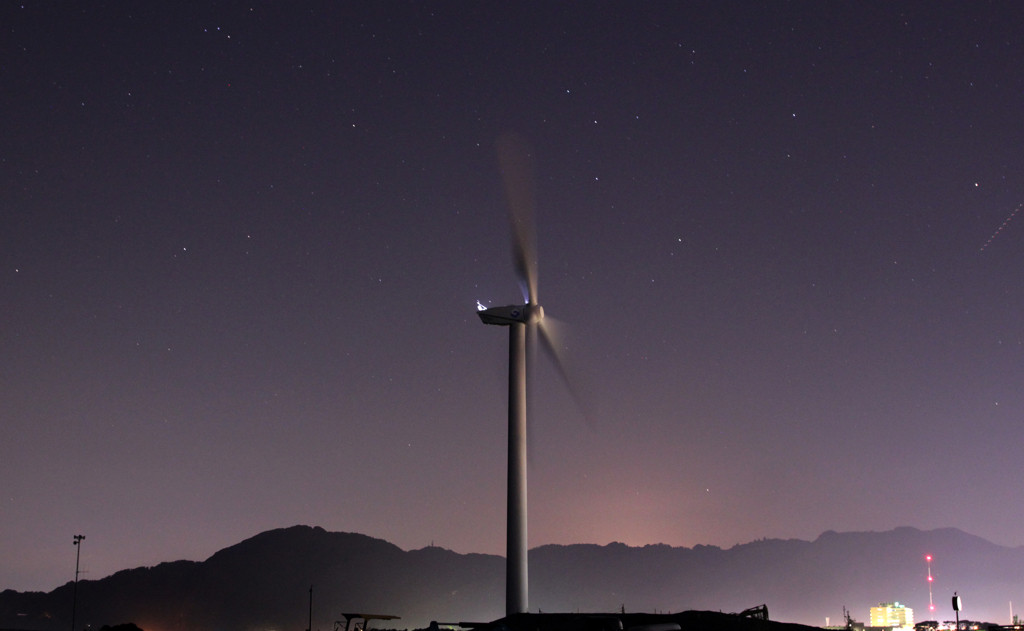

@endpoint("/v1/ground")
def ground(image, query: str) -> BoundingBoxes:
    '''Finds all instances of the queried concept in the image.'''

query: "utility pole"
[308,585,313,631]
[71,535,85,631]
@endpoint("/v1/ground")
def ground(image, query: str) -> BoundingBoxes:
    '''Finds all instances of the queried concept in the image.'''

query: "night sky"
[4,0,1024,605]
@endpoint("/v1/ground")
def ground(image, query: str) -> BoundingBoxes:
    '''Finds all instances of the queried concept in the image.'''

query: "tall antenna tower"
[71,535,85,631]
[926,555,935,616]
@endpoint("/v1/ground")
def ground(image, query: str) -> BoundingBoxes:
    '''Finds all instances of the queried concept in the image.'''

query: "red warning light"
[928,576,933,581]
[926,555,932,561]
[930,605,935,611]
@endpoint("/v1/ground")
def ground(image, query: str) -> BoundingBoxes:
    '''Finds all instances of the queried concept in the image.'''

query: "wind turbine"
[477,133,581,616]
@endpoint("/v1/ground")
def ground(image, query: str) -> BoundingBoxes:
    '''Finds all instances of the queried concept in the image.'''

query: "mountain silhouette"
[2,526,1021,631]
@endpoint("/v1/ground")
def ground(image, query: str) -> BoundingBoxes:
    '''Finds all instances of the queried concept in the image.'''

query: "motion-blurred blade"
[496,132,538,305]
[525,321,538,466]
[537,317,591,423]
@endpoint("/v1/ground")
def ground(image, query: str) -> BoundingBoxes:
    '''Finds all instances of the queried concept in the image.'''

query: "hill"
[2,526,1021,631]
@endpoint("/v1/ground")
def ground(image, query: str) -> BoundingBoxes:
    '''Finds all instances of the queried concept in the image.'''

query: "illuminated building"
[871,603,914,629]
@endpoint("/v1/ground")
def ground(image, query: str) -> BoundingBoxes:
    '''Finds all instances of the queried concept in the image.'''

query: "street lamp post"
[71,535,85,631]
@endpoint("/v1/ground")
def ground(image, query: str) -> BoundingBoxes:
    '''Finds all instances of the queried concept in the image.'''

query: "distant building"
[871,603,914,629]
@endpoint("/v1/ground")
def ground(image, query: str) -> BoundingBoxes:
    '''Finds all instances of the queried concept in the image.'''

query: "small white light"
[476,300,487,311]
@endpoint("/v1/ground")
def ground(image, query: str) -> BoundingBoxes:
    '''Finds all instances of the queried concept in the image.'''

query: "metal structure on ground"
[70,535,85,631]
[334,614,401,631]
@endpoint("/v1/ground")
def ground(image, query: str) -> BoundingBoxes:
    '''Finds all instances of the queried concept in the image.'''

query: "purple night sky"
[2,0,1023,611]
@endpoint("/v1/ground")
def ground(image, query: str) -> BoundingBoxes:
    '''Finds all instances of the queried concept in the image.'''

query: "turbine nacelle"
[477,304,544,326]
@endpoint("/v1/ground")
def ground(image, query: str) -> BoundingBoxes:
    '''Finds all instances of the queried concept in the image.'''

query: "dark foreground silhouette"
[464,610,814,631]
[97,624,144,631]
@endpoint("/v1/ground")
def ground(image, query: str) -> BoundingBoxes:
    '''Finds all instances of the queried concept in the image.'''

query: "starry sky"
[3,1,1024,601]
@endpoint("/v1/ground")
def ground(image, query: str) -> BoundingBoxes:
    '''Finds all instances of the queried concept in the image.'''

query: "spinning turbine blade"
[525,321,538,466]
[537,317,590,421]
[496,132,538,305]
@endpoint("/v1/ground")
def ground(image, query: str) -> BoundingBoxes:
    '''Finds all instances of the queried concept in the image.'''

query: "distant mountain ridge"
[2,526,1022,631]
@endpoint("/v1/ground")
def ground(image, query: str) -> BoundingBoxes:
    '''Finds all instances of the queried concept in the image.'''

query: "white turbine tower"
[477,133,582,616]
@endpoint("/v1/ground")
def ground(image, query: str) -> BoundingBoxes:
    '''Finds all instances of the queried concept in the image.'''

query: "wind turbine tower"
[477,133,582,616]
